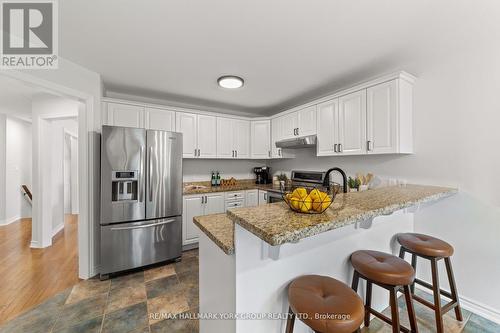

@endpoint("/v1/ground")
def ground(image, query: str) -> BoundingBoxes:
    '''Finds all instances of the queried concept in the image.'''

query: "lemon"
[290,197,301,211]
[285,193,293,203]
[292,187,307,199]
[309,189,321,201]
[312,193,332,212]
[300,195,313,212]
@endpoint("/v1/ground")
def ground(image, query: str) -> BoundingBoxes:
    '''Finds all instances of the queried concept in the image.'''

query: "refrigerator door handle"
[110,219,176,231]
[149,146,153,201]
[139,146,144,202]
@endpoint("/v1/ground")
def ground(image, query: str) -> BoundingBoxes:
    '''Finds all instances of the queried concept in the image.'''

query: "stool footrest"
[414,278,453,299]
[367,308,411,333]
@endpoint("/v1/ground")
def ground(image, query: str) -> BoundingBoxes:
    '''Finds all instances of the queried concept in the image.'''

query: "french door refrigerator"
[100,125,183,278]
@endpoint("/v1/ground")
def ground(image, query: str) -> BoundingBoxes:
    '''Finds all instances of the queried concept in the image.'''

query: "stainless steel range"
[266,170,327,203]
[100,126,183,278]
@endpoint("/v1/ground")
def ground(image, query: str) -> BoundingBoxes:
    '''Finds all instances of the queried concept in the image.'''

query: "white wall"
[183,159,267,183]
[269,46,500,317]
[5,117,32,223]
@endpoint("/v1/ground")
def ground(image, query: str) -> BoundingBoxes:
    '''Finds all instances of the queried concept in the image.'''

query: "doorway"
[0,75,85,323]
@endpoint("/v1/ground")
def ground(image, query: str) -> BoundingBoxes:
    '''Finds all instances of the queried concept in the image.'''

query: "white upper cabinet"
[233,119,250,159]
[197,115,217,158]
[367,78,413,154]
[105,103,144,128]
[297,105,317,136]
[251,120,271,159]
[145,107,175,131]
[176,112,198,158]
[367,80,397,154]
[281,112,299,140]
[338,90,367,155]
[176,112,216,158]
[216,117,234,158]
[316,99,339,156]
[216,117,250,159]
[271,117,282,158]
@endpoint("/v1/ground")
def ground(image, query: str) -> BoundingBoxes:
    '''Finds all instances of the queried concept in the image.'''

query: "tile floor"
[1,248,499,333]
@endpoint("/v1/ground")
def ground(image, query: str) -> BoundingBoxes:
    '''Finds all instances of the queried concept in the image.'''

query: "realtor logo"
[1,0,58,69]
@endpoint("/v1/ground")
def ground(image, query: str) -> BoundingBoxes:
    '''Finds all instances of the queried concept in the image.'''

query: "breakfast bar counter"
[195,185,457,333]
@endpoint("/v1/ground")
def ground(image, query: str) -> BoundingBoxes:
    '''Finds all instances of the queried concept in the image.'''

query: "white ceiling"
[59,0,499,115]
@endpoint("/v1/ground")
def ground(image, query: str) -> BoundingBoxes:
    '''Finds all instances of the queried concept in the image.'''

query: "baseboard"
[415,284,500,324]
[460,294,500,324]
[0,215,21,226]
[52,223,65,237]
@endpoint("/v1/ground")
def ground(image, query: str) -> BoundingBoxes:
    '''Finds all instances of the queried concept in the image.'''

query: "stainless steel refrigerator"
[100,125,183,278]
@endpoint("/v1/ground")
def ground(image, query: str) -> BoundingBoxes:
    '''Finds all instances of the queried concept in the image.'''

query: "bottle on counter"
[211,171,216,187]
[216,171,221,186]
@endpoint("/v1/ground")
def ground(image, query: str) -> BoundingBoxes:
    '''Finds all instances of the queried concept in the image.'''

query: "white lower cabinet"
[258,190,268,205]
[245,190,258,207]
[182,193,224,246]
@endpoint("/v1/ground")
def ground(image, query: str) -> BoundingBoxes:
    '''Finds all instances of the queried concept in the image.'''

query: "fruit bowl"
[282,183,340,214]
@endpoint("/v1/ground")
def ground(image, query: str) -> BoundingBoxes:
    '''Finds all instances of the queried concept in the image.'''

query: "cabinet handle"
[278,148,281,156]
[236,150,238,158]
[296,128,299,136]
[194,148,197,156]
[334,144,338,153]
[367,140,372,151]
[198,148,201,156]
[338,143,343,153]
[268,150,271,158]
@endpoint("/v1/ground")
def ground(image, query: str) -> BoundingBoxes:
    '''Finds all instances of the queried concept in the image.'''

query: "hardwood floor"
[0,215,80,324]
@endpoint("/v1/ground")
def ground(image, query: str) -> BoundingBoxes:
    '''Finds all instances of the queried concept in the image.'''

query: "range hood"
[275,135,317,149]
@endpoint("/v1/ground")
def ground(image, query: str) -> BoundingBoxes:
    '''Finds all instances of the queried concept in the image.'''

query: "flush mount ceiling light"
[217,75,244,89]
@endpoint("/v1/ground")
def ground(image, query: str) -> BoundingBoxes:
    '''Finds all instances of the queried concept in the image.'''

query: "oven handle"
[110,219,176,231]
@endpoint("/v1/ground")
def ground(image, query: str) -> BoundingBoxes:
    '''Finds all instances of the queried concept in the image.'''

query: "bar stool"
[397,233,463,333]
[285,275,364,333]
[350,250,418,333]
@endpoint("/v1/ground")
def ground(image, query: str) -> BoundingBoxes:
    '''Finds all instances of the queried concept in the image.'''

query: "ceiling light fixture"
[217,75,244,89]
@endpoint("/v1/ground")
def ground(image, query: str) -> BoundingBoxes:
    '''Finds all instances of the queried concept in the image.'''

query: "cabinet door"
[297,105,317,136]
[258,190,268,205]
[338,90,367,155]
[145,107,175,131]
[176,112,197,158]
[183,195,203,245]
[205,193,225,214]
[251,120,271,159]
[106,103,144,128]
[216,117,234,158]
[316,99,338,156]
[245,190,258,207]
[271,117,282,158]
[197,115,217,158]
[281,112,299,139]
[367,80,397,154]
[233,119,250,159]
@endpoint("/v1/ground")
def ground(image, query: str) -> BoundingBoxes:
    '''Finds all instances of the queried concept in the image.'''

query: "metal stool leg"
[364,281,372,327]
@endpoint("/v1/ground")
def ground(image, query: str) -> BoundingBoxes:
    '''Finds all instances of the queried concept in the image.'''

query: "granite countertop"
[183,179,273,195]
[227,184,457,246]
[193,214,234,255]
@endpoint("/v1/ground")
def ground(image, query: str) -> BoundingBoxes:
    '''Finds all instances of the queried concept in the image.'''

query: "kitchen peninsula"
[194,185,457,333]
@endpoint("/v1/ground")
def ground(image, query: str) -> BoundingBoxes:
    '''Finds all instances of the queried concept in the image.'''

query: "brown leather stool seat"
[286,275,364,333]
[397,233,454,258]
[351,250,415,286]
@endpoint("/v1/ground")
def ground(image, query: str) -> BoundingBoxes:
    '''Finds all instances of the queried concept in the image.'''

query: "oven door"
[267,191,284,203]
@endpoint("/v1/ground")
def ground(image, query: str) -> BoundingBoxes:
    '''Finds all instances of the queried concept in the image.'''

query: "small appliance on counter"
[254,166,272,184]
[100,126,183,279]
